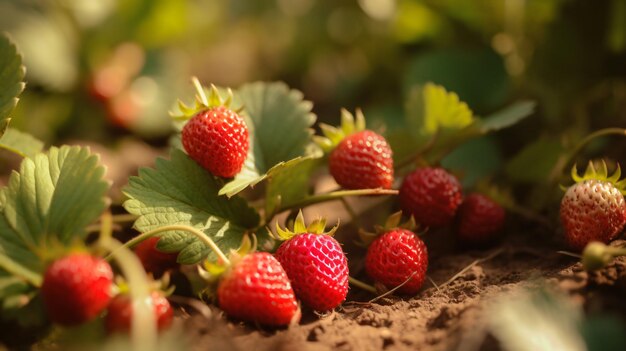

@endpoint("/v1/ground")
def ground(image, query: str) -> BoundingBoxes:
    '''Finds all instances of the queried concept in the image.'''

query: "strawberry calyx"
[358,211,420,246]
[271,210,339,241]
[197,234,257,284]
[171,77,236,121]
[314,108,366,153]
[112,273,175,300]
[566,160,626,195]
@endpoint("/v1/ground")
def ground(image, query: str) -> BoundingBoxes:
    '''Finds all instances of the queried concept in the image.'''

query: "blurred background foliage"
[1,0,625,200]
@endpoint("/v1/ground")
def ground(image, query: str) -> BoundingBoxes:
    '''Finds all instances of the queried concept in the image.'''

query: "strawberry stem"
[110,225,231,266]
[276,188,398,214]
[348,276,377,294]
[550,128,626,181]
[99,220,157,350]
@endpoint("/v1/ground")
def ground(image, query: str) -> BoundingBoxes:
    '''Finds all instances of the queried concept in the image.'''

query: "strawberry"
[273,212,349,311]
[177,79,249,178]
[560,162,626,251]
[41,254,113,326]
[217,252,299,326]
[399,167,463,228]
[316,109,393,190]
[105,291,173,334]
[329,130,394,189]
[456,193,505,243]
[365,228,428,295]
[134,237,179,277]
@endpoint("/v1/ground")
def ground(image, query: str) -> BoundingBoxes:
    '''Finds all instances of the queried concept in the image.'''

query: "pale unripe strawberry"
[560,162,626,251]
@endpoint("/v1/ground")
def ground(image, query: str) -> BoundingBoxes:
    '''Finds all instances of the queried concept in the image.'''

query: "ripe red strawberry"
[105,291,173,334]
[218,252,299,326]
[182,105,249,178]
[134,237,179,277]
[456,193,505,243]
[273,212,348,311]
[329,130,394,189]
[365,228,428,295]
[41,254,113,326]
[275,233,349,311]
[400,167,463,228]
[316,109,393,190]
[177,80,249,178]
[560,162,626,251]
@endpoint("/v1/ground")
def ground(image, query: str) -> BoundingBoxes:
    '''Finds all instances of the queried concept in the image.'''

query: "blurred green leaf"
[404,48,509,112]
[123,149,261,264]
[582,315,626,351]
[0,128,44,158]
[0,33,25,136]
[480,101,536,133]
[406,83,474,145]
[441,136,502,187]
[505,139,564,183]
[220,82,317,197]
[489,288,586,351]
[0,146,109,286]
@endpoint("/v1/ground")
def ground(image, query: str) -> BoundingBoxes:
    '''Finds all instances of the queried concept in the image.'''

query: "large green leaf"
[0,33,25,136]
[0,128,44,158]
[0,146,109,285]
[219,82,316,197]
[505,139,564,183]
[123,148,261,264]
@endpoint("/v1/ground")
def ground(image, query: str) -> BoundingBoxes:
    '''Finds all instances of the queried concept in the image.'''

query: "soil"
[174,220,626,351]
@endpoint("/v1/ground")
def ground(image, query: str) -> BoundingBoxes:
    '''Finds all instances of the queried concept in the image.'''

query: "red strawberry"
[316,109,393,190]
[218,252,299,326]
[41,254,113,326]
[365,228,428,295]
[135,237,179,277]
[456,193,505,243]
[560,162,626,251]
[400,167,463,228]
[275,233,349,311]
[329,130,394,189]
[105,291,173,334]
[182,106,249,178]
[177,80,249,178]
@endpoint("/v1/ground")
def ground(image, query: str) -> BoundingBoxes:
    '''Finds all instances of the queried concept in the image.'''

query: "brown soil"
[174,222,626,351]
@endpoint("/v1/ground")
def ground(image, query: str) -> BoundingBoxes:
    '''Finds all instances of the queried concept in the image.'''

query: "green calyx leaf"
[0,33,26,137]
[170,77,235,121]
[272,210,338,241]
[358,211,419,246]
[314,108,366,153]
[570,160,626,194]
[123,148,261,265]
[0,146,109,289]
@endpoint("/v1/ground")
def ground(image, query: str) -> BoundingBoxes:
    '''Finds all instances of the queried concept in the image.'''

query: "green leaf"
[506,139,565,183]
[123,148,261,264]
[489,288,586,351]
[0,33,25,136]
[264,154,323,218]
[480,101,536,133]
[404,48,509,112]
[0,128,44,158]
[219,82,317,197]
[0,146,109,285]
[406,83,475,145]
